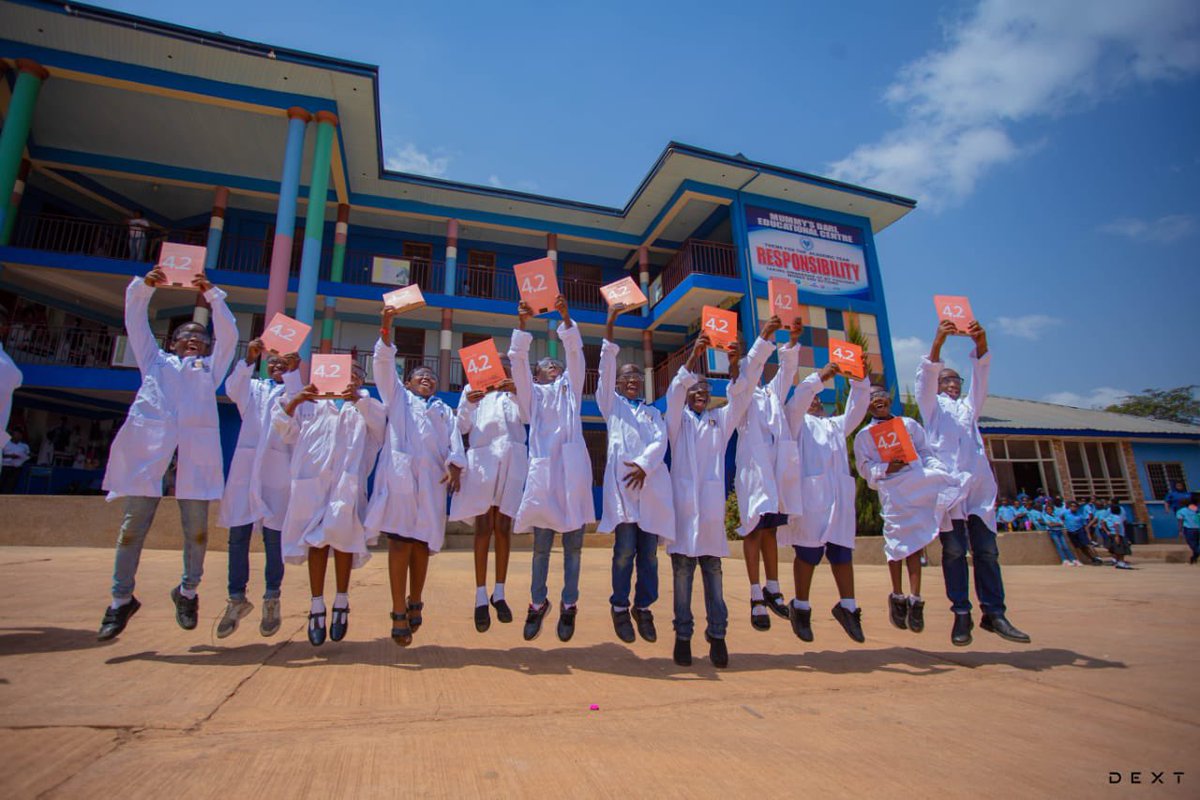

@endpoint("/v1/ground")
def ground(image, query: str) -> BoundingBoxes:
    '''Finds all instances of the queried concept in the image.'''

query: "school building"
[0,0,914,507]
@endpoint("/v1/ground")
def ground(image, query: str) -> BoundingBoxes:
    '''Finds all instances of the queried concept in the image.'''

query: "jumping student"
[216,339,302,638]
[508,295,594,643]
[666,318,776,668]
[779,355,870,644]
[734,316,804,631]
[273,361,384,646]
[596,302,674,644]
[853,384,961,634]
[97,267,237,641]
[918,319,1030,646]
[366,304,460,646]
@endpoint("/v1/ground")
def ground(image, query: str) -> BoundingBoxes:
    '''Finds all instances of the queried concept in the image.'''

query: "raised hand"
[818,362,840,382]
[687,333,710,371]
[788,317,804,345]
[246,337,264,365]
[144,267,167,288]
[517,301,533,331]
[554,294,572,328]
[761,314,782,341]
[466,389,487,404]
[191,272,213,293]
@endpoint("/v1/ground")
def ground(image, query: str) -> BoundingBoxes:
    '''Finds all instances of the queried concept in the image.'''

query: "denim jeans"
[111,496,208,600]
[670,553,727,641]
[1047,529,1073,562]
[227,523,284,600]
[939,515,1006,616]
[531,527,584,607]
[1183,528,1200,558]
[609,523,659,609]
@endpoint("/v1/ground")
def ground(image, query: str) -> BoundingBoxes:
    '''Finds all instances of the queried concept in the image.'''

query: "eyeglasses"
[938,376,963,385]
[173,331,211,343]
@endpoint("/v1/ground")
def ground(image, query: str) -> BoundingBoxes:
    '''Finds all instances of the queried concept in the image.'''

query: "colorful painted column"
[642,329,655,402]
[0,60,49,246]
[193,186,229,324]
[263,107,311,325]
[443,218,458,296]
[1,159,31,246]
[293,111,338,361]
[638,246,651,318]
[439,308,453,393]
[546,232,559,358]
[318,203,350,354]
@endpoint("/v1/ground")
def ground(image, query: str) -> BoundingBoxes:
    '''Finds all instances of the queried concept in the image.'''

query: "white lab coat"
[508,323,595,534]
[0,343,22,449]
[449,386,528,521]
[916,351,997,529]
[364,339,458,552]
[779,374,870,549]
[596,339,674,540]
[734,342,801,535]
[666,337,773,558]
[102,277,236,501]
[853,416,964,561]
[272,391,385,567]
[218,361,303,529]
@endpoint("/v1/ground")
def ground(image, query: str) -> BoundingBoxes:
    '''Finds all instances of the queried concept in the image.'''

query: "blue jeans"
[227,523,284,600]
[610,523,659,609]
[939,515,1006,616]
[671,553,727,641]
[1047,529,1073,562]
[1183,528,1200,558]
[531,527,584,607]
[111,496,208,600]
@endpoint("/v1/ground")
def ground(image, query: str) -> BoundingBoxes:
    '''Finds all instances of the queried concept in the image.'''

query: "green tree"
[1104,385,1199,425]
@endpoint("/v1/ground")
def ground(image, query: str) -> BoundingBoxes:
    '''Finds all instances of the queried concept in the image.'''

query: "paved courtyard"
[0,545,1196,798]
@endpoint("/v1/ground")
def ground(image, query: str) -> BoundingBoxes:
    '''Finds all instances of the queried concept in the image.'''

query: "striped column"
[194,186,229,324]
[638,245,651,318]
[294,111,338,362]
[264,107,311,325]
[439,308,453,393]
[0,60,49,246]
[546,232,559,358]
[642,328,655,402]
[1,159,31,246]
[319,203,350,354]
[443,218,458,296]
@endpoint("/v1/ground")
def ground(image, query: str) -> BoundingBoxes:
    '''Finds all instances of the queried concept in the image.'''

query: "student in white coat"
[215,339,302,639]
[667,320,775,669]
[449,366,525,634]
[918,319,1030,646]
[597,302,674,645]
[854,384,962,635]
[0,341,22,449]
[734,316,804,631]
[508,295,594,643]
[97,267,237,641]
[779,356,870,644]
[274,363,384,646]
[367,303,461,647]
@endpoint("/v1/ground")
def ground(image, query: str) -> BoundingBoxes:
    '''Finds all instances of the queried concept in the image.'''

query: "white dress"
[0,343,22,449]
[448,386,528,521]
[734,342,801,535]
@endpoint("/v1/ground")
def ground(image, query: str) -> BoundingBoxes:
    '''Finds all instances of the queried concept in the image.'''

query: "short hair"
[536,357,565,374]
[869,383,890,394]
[617,363,642,378]
[688,380,711,394]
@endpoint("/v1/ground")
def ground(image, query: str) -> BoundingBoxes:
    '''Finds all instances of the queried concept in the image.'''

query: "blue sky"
[94,0,1200,406]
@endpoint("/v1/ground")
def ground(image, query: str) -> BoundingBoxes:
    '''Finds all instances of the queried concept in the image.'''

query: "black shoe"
[763,587,790,619]
[750,599,771,631]
[307,610,327,646]
[97,597,141,641]
[170,586,198,631]
[1190,555,1198,565]
[705,633,729,668]
[474,603,491,633]
[951,612,973,646]
[888,595,908,630]
[1091,558,1105,566]
[406,599,423,633]
[611,608,635,643]
[831,603,865,643]
[491,596,513,623]
[557,604,578,642]
[907,598,925,633]
[981,614,1031,643]
[673,637,692,666]
[329,606,350,642]
[523,601,550,641]
[632,608,657,643]
[788,605,813,642]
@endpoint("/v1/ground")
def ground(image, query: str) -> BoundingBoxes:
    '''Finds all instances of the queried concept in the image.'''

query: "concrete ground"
[0,545,1196,799]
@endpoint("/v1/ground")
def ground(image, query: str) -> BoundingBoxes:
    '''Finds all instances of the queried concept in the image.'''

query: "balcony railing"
[651,339,726,400]
[657,239,738,300]
[1,324,121,367]
[10,213,205,263]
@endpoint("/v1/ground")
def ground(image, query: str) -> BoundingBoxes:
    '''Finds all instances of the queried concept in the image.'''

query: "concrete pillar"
[194,186,229,324]
[642,328,655,402]
[638,245,651,318]
[443,218,458,296]
[319,203,350,354]
[0,60,49,245]
[294,111,338,362]
[264,107,311,325]
[1,158,31,246]
[546,232,559,358]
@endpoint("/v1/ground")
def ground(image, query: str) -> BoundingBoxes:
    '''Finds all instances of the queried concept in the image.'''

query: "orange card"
[768,278,800,326]
[383,284,426,313]
[701,306,738,351]
[260,312,311,356]
[933,295,975,334]
[599,277,648,312]
[513,257,560,315]
[829,338,865,379]
[460,339,507,391]
[311,354,353,397]
[156,242,207,287]
[870,417,919,463]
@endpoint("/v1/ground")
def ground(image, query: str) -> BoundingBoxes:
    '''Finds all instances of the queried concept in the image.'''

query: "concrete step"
[1130,543,1193,563]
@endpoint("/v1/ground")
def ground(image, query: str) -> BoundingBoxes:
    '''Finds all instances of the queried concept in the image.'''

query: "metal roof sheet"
[980,395,1200,437]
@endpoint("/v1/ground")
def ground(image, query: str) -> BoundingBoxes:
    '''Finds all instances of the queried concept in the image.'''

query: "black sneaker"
[523,601,550,641]
[888,594,908,630]
[763,587,790,619]
[491,596,513,623]
[980,614,1031,643]
[673,637,692,666]
[557,604,578,642]
[705,633,729,668]
[831,603,865,643]
[329,606,350,642]
[170,586,198,631]
[611,608,635,643]
[750,599,771,631]
[951,612,973,647]
[632,607,657,643]
[474,603,491,633]
[97,597,141,641]
[788,604,813,642]
[907,598,925,633]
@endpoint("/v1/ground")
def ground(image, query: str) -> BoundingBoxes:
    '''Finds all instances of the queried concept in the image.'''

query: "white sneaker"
[1061,560,1072,566]
[260,597,282,637]
[1072,560,1082,566]
[216,598,254,639]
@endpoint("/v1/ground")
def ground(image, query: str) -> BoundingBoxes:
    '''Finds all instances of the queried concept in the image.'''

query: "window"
[403,242,434,291]
[392,326,426,358]
[462,250,495,298]
[1146,462,1187,500]
[560,261,603,309]
[1062,440,1133,501]
[985,437,1061,500]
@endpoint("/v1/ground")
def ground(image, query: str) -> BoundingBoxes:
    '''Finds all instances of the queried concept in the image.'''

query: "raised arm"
[123,274,160,372]
[837,376,871,436]
[372,337,405,411]
[557,306,585,408]
[224,359,255,414]
[204,281,237,384]
[666,334,707,439]
[965,327,992,424]
[455,385,477,434]
[720,335,775,435]
[770,340,800,400]
[785,370,827,432]
[597,338,619,420]
[507,327,534,424]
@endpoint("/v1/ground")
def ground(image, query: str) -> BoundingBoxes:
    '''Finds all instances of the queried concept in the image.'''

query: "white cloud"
[1098,214,1198,243]
[991,314,1061,340]
[829,0,1200,207]
[485,174,541,193]
[487,174,504,188]
[384,143,450,177]
[890,335,961,393]
[1043,387,1131,409]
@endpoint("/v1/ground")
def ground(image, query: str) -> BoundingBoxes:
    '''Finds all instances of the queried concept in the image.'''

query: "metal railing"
[657,238,738,299]
[1,324,122,367]
[10,213,206,263]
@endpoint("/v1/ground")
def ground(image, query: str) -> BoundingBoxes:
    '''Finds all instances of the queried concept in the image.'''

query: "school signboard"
[745,205,868,298]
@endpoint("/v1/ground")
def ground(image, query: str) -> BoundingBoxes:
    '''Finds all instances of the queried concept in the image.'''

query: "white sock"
[310,596,325,614]
[475,586,488,607]
[765,580,780,594]
[562,601,576,610]
[333,592,349,610]
[612,605,629,613]
[792,599,811,611]
[890,592,906,601]
[839,598,858,612]
[492,583,505,602]
[749,583,764,600]
[110,597,131,610]
[909,595,922,603]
